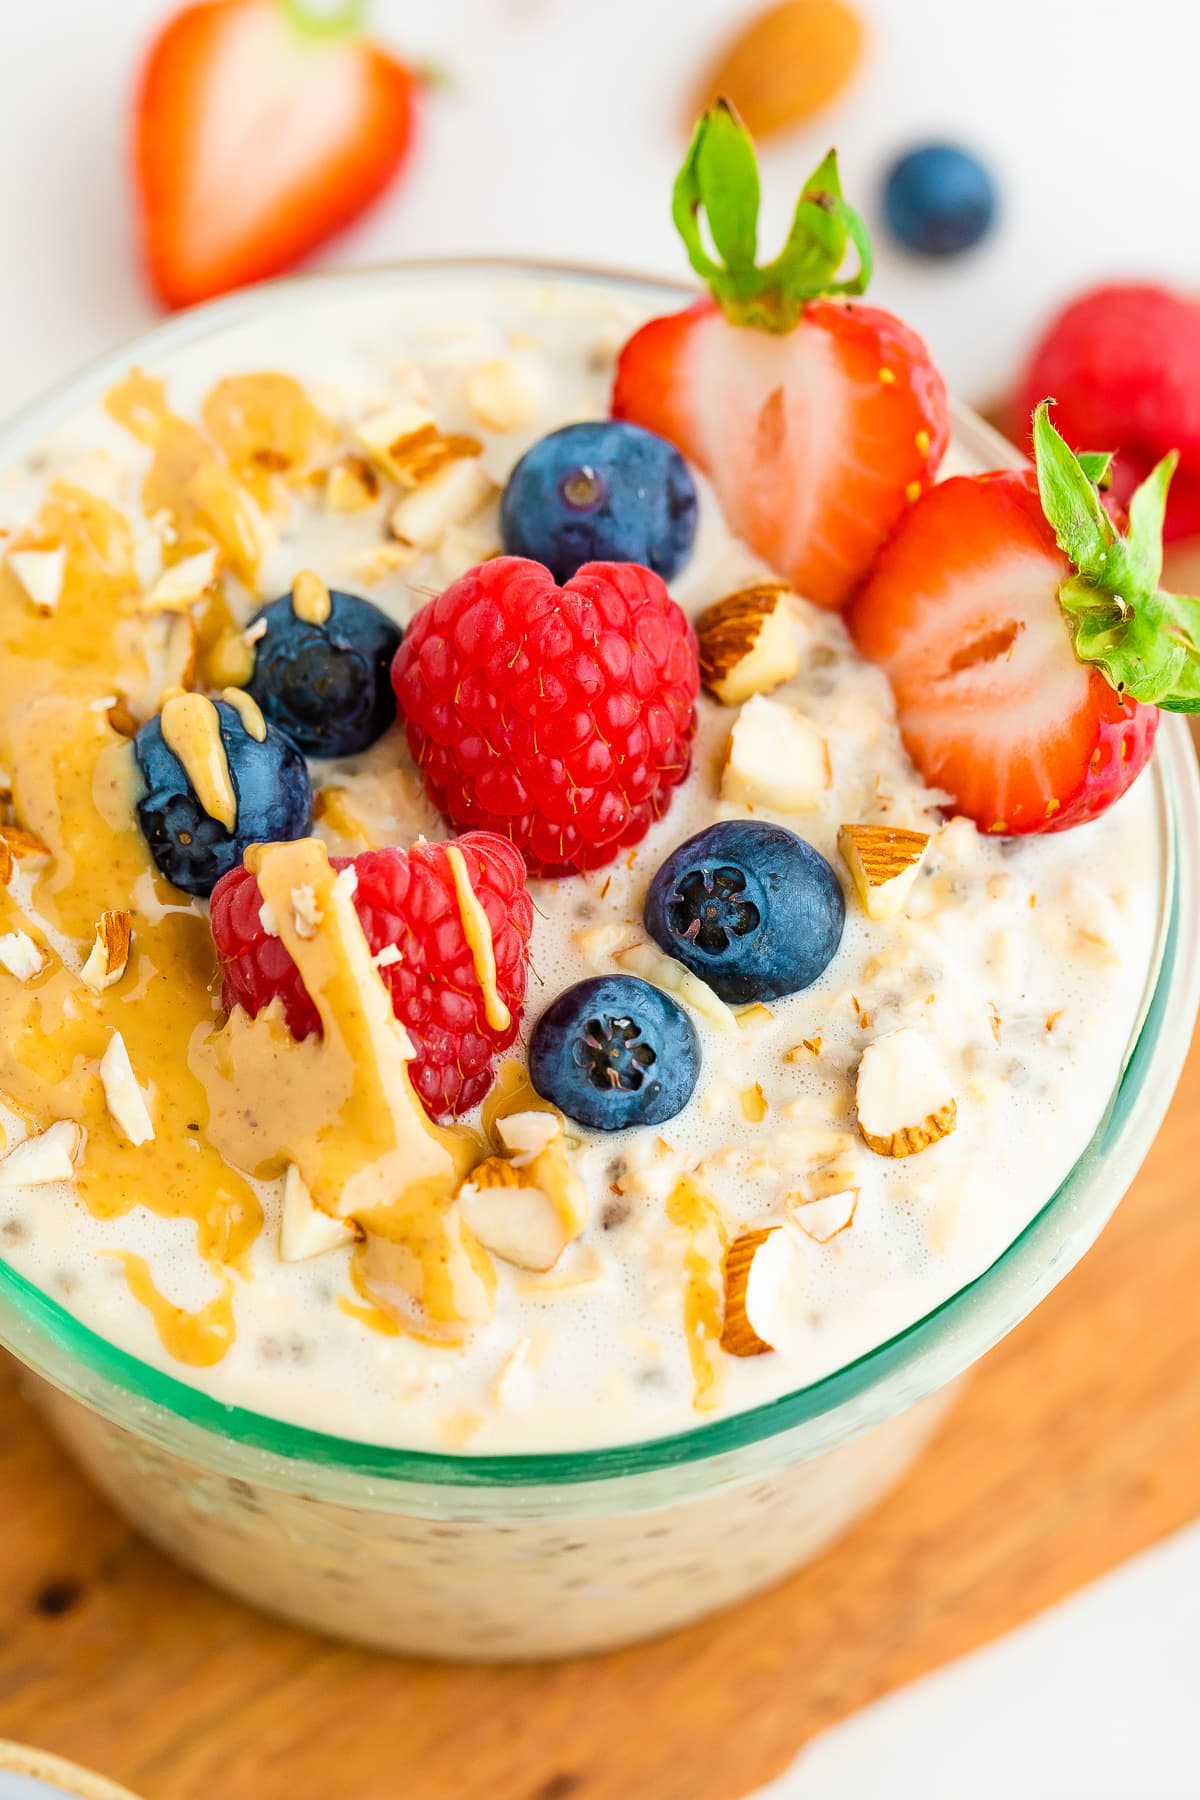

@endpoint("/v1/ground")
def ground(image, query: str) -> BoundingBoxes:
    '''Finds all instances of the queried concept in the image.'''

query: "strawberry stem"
[1034,401,1200,713]
[672,103,871,332]
[279,0,368,39]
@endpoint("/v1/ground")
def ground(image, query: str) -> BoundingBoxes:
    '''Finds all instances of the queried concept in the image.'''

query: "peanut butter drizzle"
[666,1176,728,1412]
[444,843,512,1033]
[160,693,237,830]
[0,482,262,1341]
[220,687,266,742]
[191,839,494,1344]
[202,373,336,506]
[291,569,332,625]
[107,1252,236,1367]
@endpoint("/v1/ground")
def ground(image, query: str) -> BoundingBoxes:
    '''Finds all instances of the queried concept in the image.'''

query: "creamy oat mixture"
[0,272,1163,1452]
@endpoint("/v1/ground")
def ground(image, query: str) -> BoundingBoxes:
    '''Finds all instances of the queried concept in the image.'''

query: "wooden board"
[0,978,1197,1799]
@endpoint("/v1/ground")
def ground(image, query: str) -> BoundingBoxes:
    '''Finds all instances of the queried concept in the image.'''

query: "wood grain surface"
[0,968,1197,1799]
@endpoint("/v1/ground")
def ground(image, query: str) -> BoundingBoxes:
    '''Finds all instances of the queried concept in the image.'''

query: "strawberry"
[612,105,949,610]
[1011,285,1200,543]
[134,0,417,310]
[847,404,1200,835]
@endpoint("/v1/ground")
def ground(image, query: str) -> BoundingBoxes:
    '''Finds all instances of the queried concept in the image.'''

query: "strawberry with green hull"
[612,104,949,610]
[848,404,1200,836]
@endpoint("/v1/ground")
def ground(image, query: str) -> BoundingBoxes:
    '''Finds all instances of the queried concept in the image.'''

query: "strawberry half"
[612,105,948,610]
[848,404,1200,835]
[134,0,417,310]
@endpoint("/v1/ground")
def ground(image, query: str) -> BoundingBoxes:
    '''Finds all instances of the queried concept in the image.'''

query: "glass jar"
[1,265,1196,1661]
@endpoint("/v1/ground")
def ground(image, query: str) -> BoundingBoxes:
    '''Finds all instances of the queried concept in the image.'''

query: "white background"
[3,0,1199,417]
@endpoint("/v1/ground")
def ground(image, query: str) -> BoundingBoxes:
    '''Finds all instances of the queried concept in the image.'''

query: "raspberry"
[391,557,699,877]
[210,832,533,1119]
[1012,284,1200,542]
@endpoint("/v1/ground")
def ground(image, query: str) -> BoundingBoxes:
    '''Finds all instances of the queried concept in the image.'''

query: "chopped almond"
[722,694,831,811]
[720,1225,798,1356]
[786,1184,859,1243]
[458,1117,587,1272]
[388,459,495,550]
[279,1164,357,1262]
[7,545,66,614]
[80,910,132,992]
[99,1032,154,1146]
[325,454,381,514]
[696,583,800,704]
[0,930,45,982]
[839,823,930,920]
[856,1027,957,1158]
[142,547,221,615]
[0,823,50,867]
[356,402,482,487]
[0,1121,83,1188]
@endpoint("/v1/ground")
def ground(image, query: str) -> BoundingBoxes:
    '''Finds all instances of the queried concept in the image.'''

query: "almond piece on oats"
[614,940,737,1033]
[839,823,930,921]
[459,1118,588,1272]
[357,402,482,488]
[856,1026,957,1158]
[0,929,45,982]
[99,1032,154,1146]
[720,1225,798,1356]
[721,694,830,812]
[142,547,221,615]
[324,454,380,514]
[7,546,66,614]
[0,1121,82,1188]
[388,459,495,550]
[495,1109,561,1167]
[279,1163,357,1263]
[465,357,537,433]
[786,1185,859,1243]
[80,910,132,993]
[0,824,51,876]
[696,583,800,705]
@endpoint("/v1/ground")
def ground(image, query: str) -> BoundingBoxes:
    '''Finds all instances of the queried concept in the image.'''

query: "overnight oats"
[0,117,1197,1658]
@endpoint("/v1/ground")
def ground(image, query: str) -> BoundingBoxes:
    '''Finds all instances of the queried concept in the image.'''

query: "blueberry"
[529,974,701,1130]
[500,421,698,584]
[883,142,997,257]
[246,587,402,757]
[133,699,312,898]
[644,821,844,1004]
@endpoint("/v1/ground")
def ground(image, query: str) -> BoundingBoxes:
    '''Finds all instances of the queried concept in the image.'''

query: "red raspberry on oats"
[391,557,700,877]
[210,832,533,1119]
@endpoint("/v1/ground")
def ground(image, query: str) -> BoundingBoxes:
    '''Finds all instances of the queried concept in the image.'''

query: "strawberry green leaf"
[279,0,368,38]
[1033,401,1200,713]
[1076,450,1114,487]
[671,105,872,332]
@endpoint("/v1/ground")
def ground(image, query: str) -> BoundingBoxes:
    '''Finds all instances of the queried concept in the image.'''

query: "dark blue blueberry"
[134,699,312,898]
[529,974,701,1130]
[246,587,403,757]
[644,821,844,1004]
[500,420,698,584]
[883,142,997,257]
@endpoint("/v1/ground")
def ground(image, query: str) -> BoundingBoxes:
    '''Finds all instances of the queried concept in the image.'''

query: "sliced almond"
[721,694,831,812]
[696,583,800,704]
[388,459,495,550]
[856,1027,957,1158]
[356,402,481,488]
[141,547,220,615]
[0,1121,82,1188]
[786,1184,859,1243]
[279,1163,358,1262]
[458,1118,588,1272]
[7,545,66,614]
[80,910,132,992]
[325,453,381,514]
[839,823,930,921]
[465,357,537,433]
[614,940,737,1033]
[0,929,45,982]
[98,1031,154,1146]
[720,1225,798,1356]
[495,1109,561,1167]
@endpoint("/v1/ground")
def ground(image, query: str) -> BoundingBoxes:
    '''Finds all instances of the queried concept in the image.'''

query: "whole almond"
[690,0,864,140]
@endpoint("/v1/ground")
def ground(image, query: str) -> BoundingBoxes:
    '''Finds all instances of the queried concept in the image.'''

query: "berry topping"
[846,403,1200,835]
[134,0,417,309]
[528,974,701,1130]
[612,105,948,609]
[246,574,402,756]
[391,556,699,877]
[883,143,997,257]
[500,421,698,585]
[644,820,845,1003]
[134,694,312,897]
[210,831,533,1120]
[1011,285,1200,543]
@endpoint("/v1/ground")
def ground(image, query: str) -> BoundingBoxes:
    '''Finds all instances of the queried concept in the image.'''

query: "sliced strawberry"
[615,293,948,610]
[847,470,1157,832]
[611,105,948,610]
[134,0,417,310]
